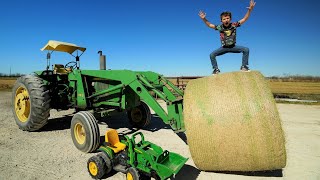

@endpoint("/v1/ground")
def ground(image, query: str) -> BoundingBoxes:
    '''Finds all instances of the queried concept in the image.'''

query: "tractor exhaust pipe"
[98,51,106,70]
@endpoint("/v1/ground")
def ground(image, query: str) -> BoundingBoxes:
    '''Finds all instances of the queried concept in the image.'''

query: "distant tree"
[0,73,25,77]
[267,74,320,82]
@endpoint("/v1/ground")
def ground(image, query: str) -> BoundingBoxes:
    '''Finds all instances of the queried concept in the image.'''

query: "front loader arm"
[127,72,185,132]
[70,70,185,132]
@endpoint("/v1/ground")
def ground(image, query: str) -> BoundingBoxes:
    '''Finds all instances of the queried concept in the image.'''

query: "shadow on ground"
[213,169,283,177]
[174,164,201,180]
[41,115,73,131]
[99,113,172,133]
[176,132,188,145]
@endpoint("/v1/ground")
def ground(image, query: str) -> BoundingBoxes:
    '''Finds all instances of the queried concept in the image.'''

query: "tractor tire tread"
[87,155,106,179]
[97,152,113,174]
[12,74,51,131]
[71,111,100,153]
[79,111,99,152]
[127,167,140,180]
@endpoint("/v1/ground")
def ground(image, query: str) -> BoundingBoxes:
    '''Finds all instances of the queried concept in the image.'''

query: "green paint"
[97,131,188,180]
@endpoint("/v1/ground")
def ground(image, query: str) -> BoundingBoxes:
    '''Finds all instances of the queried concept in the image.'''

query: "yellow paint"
[14,86,30,122]
[74,122,86,144]
[126,172,133,180]
[41,40,86,54]
[88,162,98,176]
[105,129,126,153]
[134,148,142,154]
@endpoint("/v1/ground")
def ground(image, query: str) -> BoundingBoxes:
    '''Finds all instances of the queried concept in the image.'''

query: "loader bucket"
[154,150,188,180]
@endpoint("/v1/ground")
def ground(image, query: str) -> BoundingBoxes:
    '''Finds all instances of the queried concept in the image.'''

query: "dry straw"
[184,71,286,171]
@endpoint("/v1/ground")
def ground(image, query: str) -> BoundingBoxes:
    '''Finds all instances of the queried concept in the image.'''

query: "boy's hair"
[220,11,232,20]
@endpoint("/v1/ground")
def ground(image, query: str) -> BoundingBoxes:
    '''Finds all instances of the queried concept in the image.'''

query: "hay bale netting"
[184,71,286,171]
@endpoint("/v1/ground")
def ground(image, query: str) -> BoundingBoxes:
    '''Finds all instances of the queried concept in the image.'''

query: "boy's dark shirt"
[215,22,241,47]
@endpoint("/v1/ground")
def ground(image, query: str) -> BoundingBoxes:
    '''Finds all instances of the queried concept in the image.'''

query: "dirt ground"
[0,91,319,180]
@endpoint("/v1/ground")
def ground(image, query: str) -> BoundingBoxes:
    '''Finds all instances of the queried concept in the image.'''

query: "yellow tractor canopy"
[41,40,86,54]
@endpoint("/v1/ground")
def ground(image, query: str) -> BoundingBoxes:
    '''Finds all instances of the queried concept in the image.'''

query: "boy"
[199,0,256,74]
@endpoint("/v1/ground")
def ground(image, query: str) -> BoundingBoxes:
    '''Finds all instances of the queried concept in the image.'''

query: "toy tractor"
[87,129,188,179]
[12,40,185,153]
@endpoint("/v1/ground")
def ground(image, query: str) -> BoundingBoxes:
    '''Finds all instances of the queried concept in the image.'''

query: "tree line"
[267,75,320,82]
[0,73,25,77]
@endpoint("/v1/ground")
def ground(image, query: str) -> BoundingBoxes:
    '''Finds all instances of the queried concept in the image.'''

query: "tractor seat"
[53,64,71,74]
[105,129,126,153]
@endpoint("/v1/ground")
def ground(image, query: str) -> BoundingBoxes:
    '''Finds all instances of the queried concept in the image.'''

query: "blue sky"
[0,0,319,77]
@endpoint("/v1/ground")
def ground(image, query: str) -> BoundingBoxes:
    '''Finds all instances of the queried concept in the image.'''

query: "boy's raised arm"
[239,0,256,25]
[199,10,216,29]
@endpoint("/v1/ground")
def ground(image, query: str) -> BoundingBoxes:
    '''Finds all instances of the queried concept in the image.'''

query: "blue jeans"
[210,45,249,69]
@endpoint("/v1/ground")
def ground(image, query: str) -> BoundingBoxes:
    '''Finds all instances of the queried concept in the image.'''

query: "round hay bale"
[184,71,286,171]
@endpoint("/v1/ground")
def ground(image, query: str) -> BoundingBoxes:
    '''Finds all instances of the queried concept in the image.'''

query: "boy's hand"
[247,0,256,11]
[199,10,206,19]
[199,10,216,29]
[240,0,256,24]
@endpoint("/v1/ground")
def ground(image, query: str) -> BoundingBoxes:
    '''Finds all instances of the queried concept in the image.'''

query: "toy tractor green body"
[87,129,188,179]
[12,40,184,152]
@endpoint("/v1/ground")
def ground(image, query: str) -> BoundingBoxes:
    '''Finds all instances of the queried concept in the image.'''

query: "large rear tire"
[12,75,51,131]
[71,111,100,153]
[127,101,151,128]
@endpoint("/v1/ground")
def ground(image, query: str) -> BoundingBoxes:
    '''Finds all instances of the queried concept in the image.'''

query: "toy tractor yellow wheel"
[12,75,51,131]
[71,111,100,153]
[126,167,139,180]
[87,154,106,179]
[127,101,151,128]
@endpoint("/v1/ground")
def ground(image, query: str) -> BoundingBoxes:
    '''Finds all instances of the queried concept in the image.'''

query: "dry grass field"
[0,77,17,90]
[268,81,320,94]
[268,81,320,104]
[167,76,320,104]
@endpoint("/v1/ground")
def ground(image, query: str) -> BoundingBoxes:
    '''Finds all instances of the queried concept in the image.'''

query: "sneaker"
[240,65,250,72]
[212,68,220,75]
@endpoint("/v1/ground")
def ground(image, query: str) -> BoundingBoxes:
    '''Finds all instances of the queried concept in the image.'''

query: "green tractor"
[87,129,188,179]
[12,40,184,153]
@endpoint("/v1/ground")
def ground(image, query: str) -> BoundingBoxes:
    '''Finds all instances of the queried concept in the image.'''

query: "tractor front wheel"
[71,111,100,153]
[127,101,151,128]
[12,75,51,131]
[99,152,113,174]
[126,167,139,180]
[87,154,106,179]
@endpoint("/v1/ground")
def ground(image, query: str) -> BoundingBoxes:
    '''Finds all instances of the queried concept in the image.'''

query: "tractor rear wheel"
[126,167,139,180]
[87,154,106,179]
[12,75,51,131]
[127,101,151,128]
[71,111,100,153]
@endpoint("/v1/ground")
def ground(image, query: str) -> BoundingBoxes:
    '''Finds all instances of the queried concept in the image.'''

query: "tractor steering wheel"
[64,61,77,71]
